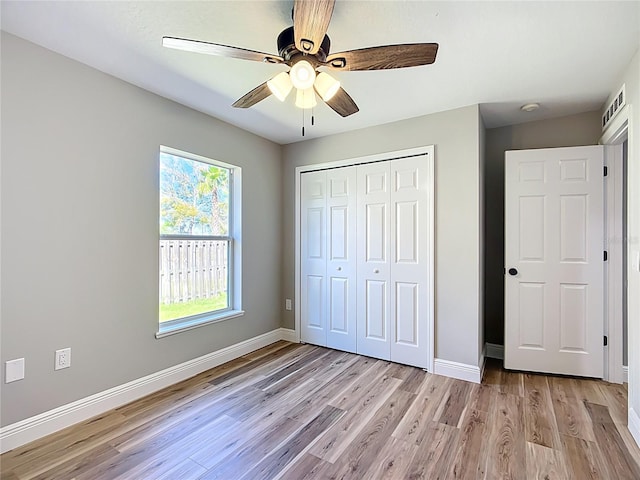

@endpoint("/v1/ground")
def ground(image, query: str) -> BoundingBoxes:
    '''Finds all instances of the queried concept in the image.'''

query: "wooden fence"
[159,239,228,305]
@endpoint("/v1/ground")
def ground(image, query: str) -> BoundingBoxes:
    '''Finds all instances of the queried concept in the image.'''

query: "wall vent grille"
[602,84,625,131]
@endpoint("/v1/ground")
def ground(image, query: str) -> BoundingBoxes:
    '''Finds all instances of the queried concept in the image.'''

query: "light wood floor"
[2,341,639,479]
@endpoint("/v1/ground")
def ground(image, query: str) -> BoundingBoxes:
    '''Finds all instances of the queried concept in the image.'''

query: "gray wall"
[282,105,484,367]
[0,33,283,426]
[483,111,603,347]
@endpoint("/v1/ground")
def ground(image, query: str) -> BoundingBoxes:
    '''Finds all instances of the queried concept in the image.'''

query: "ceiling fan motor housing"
[277,26,331,64]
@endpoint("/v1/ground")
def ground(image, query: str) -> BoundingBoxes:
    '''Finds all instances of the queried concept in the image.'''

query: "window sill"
[155,310,245,339]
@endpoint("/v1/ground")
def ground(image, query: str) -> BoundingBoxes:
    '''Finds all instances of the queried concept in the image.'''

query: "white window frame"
[156,146,243,339]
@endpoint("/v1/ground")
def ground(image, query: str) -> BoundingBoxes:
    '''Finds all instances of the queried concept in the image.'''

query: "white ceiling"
[2,1,639,145]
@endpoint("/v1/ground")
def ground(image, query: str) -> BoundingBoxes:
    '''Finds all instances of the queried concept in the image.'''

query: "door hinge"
[604,166,608,177]
[604,335,608,346]
[604,250,608,261]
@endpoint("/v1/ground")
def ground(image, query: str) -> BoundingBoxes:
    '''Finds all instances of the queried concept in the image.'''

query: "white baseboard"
[433,358,482,384]
[280,327,298,343]
[623,365,629,383]
[485,343,504,360]
[629,407,640,449]
[0,327,294,454]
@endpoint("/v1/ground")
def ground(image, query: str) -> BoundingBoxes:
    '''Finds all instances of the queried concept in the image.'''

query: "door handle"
[508,268,518,276]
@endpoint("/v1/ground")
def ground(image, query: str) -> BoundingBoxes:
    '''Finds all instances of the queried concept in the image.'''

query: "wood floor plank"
[483,392,526,480]
[0,471,20,480]
[328,359,394,410]
[482,358,502,389]
[155,458,207,480]
[3,342,640,480]
[523,373,561,449]
[561,434,610,480]
[70,414,236,480]
[446,408,488,479]
[464,383,496,414]
[598,381,629,425]
[525,441,569,480]
[251,346,328,390]
[240,340,291,361]
[361,436,417,480]
[399,368,428,394]
[278,452,330,480]
[190,403,302,469]
[392,374,451,445]
[404,422,459,479]
[549,376,596,441]
[111,416,235,480]
[434,379,472,427]
[572,378,608,405]
[499,368,525,397]
[237,405,344,480]
[285,355,371,424]
[323,389,416,480]
[30,443,120,480]
[584,401,640,479]
[110,385,249,452]
[308,367,402,463]
[195,415,303,478]
[206,346,294,387]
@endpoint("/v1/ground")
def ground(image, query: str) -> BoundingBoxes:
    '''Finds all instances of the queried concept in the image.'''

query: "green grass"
[160,294,228,322]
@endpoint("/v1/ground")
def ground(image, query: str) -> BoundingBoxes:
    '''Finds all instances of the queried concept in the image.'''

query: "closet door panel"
[357,162,391,360]
[326,167,357,352]
[301,171,327,346]
[390,156,431,368]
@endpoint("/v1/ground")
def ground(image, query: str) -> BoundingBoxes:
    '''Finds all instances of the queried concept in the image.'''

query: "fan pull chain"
[302,104,305,137]
[311,105,315,126]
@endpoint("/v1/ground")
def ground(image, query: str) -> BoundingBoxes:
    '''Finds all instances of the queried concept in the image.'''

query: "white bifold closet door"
[357,157,430,368]
[300,167,357,352]
[301,154,431,369]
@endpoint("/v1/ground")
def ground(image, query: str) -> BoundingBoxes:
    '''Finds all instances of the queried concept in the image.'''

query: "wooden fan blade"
[293,0,335,55]
[325,43,438,71]
[163,37,283,64]
[232,82,272,108]
[321,87,359,117]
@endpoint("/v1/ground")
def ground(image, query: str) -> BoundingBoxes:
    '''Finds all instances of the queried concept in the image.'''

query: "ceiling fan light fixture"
[290,60,316,90]
[314,72,340,101]
[267,71,293,101]
[295,87,317,109]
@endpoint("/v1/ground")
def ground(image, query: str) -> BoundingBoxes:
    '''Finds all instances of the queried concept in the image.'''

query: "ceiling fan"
[163,0,438,117]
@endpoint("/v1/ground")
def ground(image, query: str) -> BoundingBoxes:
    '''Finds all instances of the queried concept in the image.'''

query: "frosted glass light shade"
[314,72,340,101]
[267,72,293,101]
[290,60,316,90]
[295,88,317,109]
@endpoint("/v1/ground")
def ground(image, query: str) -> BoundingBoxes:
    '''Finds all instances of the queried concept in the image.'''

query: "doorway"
[601,111,629,384]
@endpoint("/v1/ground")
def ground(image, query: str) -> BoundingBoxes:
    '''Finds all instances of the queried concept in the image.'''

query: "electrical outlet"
[55,348,71,370]
[5,358,25,383]
[285,299,292,311]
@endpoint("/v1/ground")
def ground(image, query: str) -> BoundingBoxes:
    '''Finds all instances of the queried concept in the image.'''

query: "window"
[157,147,242,337]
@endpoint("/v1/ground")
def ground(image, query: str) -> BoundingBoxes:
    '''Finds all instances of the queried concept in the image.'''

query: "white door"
[505,146,604,377]
[357,161,392,360]
[301,171,327,346]
[390,157,431,368]
[326,167,357,353]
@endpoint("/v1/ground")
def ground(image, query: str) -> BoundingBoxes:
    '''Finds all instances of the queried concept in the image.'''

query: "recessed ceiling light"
[520,103,540,112]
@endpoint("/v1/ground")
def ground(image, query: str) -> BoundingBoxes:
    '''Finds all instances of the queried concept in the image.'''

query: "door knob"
[508,268,518,276]
[337,267,342,271]
[374,269,380,273]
